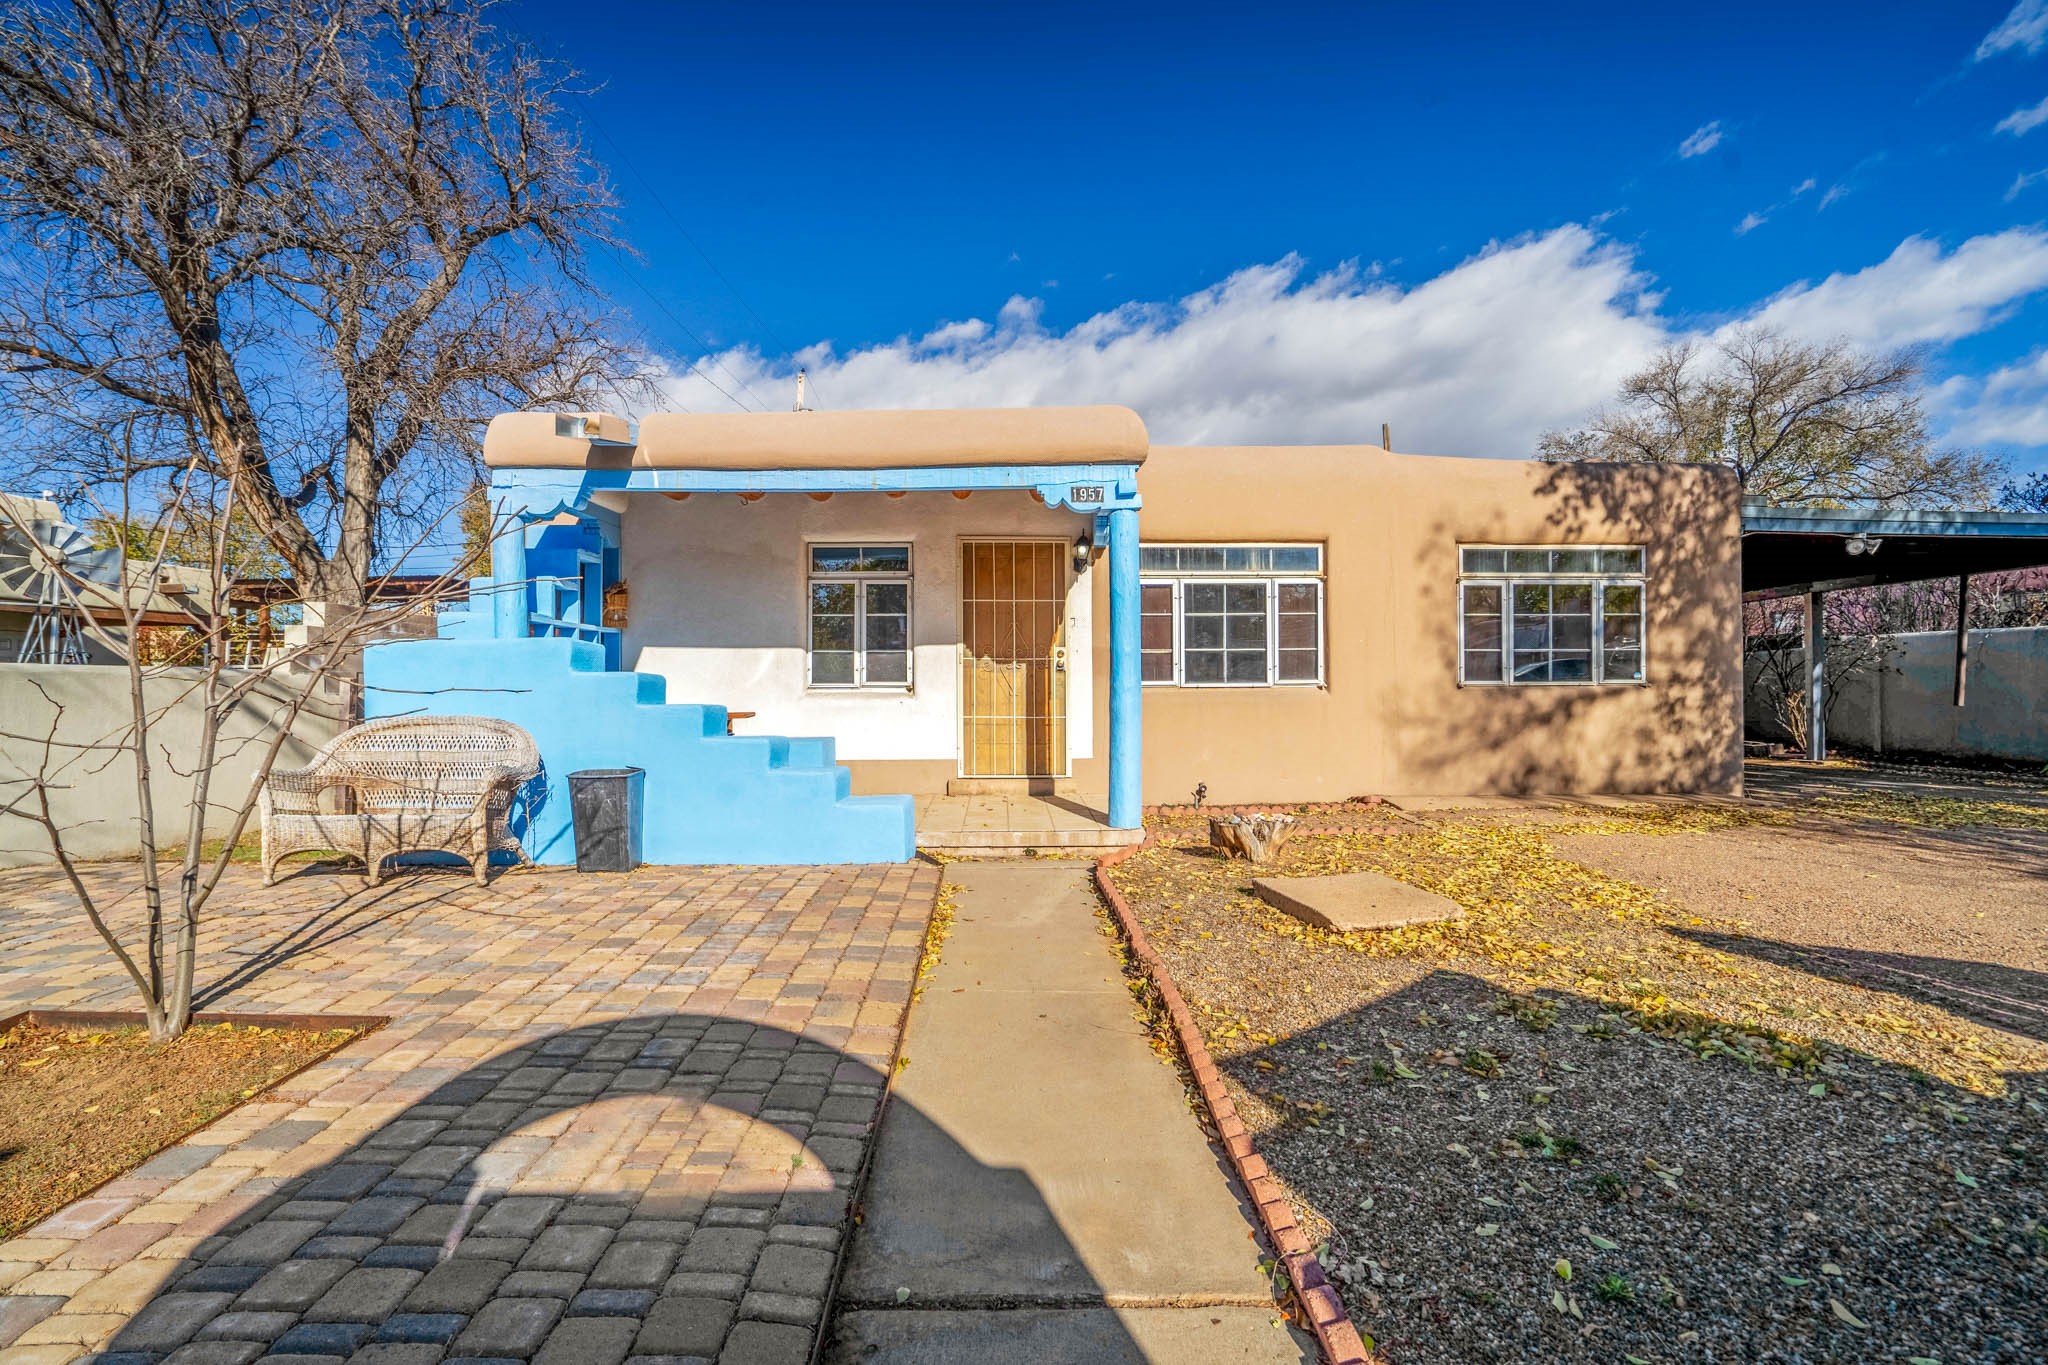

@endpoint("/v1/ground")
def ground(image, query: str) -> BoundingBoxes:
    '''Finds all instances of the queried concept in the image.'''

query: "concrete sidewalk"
[826,860,1314,1363]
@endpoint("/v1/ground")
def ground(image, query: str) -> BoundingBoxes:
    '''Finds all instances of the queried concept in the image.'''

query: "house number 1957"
[1068,485,1104,505]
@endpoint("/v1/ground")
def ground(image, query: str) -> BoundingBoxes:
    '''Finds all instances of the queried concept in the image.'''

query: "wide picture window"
[1140,544,1324,686]
[808,544,911,688]
[1458,546,1645,685]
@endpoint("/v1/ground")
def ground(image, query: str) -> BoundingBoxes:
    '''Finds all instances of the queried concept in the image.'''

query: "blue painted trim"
[1107,505,1142,829]
[489,462,1143,515]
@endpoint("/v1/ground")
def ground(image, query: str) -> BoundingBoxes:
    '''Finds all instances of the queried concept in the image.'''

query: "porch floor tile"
[913,795,1140,852]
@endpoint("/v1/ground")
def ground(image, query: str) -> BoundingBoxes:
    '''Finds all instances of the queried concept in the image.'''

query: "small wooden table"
[725,711,756,735]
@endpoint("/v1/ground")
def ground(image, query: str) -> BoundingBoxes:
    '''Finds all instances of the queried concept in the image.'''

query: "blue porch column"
[1107,504,1142,828]
[491,515,530,639]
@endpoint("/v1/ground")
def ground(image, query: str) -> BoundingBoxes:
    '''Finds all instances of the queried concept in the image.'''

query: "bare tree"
[1741,597,1888,755]
[1540,328,2003,508]
[0,455,486,1040]
[0,0,637,612]
[2002,471,2048,513]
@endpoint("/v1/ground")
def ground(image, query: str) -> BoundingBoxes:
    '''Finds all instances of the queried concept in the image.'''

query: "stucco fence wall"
[1744,626,2048,762]
[0,663,349,868]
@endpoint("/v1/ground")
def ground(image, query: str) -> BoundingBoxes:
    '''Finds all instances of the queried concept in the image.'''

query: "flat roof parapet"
[484,405,1148,471]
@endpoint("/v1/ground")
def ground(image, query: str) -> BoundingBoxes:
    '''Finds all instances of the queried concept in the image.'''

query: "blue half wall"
[361,637,916,865]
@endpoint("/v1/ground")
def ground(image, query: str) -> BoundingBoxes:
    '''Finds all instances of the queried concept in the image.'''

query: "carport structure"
[1741,501,2048,758]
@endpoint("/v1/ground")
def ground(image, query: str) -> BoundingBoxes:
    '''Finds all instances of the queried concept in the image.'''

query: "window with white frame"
[808,545,911,688]
[1458,545,1645,685]
[1140,544,1324,686]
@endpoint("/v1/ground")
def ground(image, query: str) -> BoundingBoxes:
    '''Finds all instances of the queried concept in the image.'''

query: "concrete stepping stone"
[1252,870,1464,931]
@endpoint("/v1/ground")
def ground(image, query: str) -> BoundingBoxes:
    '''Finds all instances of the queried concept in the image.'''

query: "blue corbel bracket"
[490,473,620,545]
[1034,473,1141,514]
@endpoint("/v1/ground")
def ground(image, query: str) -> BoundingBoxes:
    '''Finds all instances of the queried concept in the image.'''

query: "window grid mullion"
[1266,581,1278,684]
[1592,579,1606,684]
[1174,579,1185,686]
[852,582,866,687]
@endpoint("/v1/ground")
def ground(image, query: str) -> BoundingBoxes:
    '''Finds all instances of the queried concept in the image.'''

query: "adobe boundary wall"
[0,663,349,868]
[1744,626,2048,763]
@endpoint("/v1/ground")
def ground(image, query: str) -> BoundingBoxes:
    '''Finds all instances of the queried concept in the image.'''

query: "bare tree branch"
[1539,327,2004,509]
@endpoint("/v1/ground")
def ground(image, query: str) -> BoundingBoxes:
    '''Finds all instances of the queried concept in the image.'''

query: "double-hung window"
[808,544,911,688]
[1458,545,1645,685]
[1139,544,1324,686]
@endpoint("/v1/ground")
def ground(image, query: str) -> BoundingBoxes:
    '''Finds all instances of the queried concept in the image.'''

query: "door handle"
[1052,646,1068,671]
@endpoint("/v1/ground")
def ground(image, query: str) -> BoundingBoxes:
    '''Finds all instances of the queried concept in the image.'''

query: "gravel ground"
[1113,792,2047,1365]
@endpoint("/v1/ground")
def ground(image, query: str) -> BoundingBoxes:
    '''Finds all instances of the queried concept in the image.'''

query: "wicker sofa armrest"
[262,765,341,816]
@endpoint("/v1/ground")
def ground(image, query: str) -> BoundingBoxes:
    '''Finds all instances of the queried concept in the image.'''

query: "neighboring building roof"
[483,406,1149,471]
[227,574,469,605]
[1741,501,2048,595]
[0,491,216,625]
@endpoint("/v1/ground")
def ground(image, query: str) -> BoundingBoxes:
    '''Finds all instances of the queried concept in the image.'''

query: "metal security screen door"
[959,540,1069,777]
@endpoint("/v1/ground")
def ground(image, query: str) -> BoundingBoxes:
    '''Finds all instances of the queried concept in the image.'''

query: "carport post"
[1804,589,1826,761]
[1953,573,1970,707]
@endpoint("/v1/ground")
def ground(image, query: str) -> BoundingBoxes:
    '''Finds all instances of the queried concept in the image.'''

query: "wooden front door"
[959,540,1068,777]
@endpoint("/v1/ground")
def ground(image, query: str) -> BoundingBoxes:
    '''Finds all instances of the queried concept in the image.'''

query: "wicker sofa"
[259,715,541,886]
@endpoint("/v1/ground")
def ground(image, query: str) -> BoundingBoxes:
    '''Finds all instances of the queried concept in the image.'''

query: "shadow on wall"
[1227,968,2043,1363]
[1389,460,1743,795]
[83,1014,1142,1362]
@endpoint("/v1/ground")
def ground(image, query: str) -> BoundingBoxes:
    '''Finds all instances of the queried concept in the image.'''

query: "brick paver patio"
[0,858,936,1365]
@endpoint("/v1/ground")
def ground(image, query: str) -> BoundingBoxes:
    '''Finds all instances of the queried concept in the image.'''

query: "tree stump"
[1208,812,1298,863]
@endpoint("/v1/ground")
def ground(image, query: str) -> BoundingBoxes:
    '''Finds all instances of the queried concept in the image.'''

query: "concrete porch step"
[916,825,1142,852]
[944,776,1084,796]
[914,792,1139,853]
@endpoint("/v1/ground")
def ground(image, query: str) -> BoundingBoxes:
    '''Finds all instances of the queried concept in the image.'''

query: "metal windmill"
[0,517,124,663]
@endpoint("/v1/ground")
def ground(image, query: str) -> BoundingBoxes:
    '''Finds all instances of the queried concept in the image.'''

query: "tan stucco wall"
[1134,446,1744,801]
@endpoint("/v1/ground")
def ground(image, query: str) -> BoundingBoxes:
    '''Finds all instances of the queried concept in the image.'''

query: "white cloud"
[1743,229,2048,348]
[1818,183,1850,210]
[1996,94,2048,135]
[1735,212,1768,235]
[1792,178,1817,196]
[1678,121,1723,158]
[1978,0,2048,59]
[1932,348,2048,447]
[648,227,2048,458]
[654,229,1666,457]
[2005,167,2048,199]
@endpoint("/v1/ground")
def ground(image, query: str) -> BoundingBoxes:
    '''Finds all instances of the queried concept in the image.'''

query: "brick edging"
[1145,797,1389,817]
[1093,839,1376,1365]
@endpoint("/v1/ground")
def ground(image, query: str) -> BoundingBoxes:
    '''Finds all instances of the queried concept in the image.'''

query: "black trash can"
[568,767,645,872]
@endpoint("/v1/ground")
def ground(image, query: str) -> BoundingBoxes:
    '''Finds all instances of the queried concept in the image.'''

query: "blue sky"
[515,0,2048,477]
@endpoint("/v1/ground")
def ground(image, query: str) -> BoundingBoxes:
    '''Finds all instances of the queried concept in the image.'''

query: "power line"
[580,101,822,410]
[600,247,764,413]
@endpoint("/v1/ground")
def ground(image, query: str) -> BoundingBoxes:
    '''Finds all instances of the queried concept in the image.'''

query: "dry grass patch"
[0,1019,369,1237]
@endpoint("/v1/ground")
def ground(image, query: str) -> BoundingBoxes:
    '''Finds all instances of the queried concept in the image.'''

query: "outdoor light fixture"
[1844,534,1884,557]
[1072,536,1093,573]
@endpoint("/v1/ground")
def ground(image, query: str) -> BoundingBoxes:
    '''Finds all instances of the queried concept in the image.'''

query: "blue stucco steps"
[362,637,915,865]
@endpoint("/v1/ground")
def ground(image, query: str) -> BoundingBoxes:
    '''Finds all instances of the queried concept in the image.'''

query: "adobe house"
[361,406,1745,865]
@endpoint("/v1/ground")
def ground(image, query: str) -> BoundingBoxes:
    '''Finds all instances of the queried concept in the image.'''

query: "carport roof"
[1742,501,2048,597]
